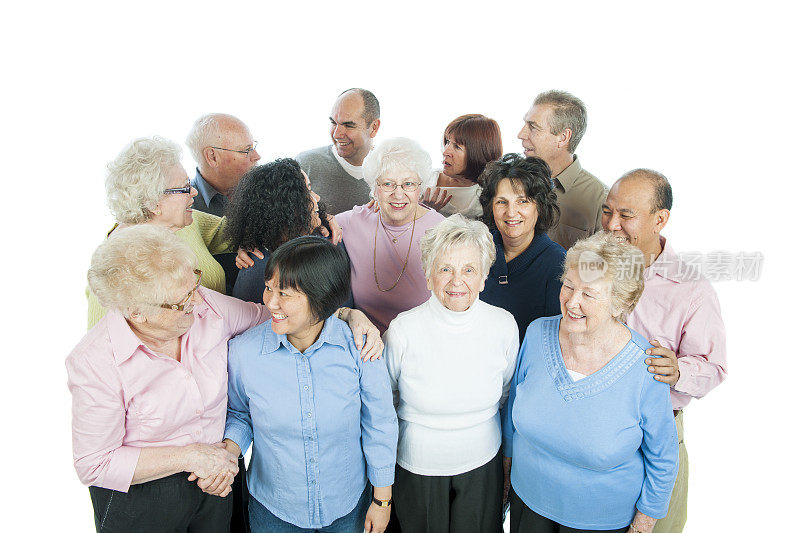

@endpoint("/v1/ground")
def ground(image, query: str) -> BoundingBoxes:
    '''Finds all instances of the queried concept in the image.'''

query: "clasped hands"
[186,442,239,497]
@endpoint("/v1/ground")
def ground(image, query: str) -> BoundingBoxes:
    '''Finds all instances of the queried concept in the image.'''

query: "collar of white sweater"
[425,292,482,329]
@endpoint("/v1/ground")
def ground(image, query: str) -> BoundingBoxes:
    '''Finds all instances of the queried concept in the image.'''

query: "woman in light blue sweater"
[502,232,678,533]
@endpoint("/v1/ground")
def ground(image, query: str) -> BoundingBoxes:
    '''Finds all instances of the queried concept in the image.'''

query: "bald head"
[338,88,380,125]
[186,113,259,194]
[616,168,673,213]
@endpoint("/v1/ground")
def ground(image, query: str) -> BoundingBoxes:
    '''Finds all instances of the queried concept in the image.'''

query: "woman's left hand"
[339,308,384,361]
[190,470,234,497]
[364,503,391,533]
[318,214,343,245]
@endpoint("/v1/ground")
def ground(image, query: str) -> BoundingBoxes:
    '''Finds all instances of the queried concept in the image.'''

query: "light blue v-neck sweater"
[502,316,678,530]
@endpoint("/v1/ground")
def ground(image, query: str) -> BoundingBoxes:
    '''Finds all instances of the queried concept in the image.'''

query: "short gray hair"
[362,137,432,194]
[87,225,198,317]
[186,113,226,164]
[534,90,587,153]
[105,136,182,224]
[338,88,380,125]
[562,231,644,317]
[420,214,496,279]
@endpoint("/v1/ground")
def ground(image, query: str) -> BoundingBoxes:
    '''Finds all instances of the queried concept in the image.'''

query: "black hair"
[224,158,329,252]
[478,153,560,234]
[264,236,351,323]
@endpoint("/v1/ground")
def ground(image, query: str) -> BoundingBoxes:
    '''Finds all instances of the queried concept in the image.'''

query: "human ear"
[369,119,381,138]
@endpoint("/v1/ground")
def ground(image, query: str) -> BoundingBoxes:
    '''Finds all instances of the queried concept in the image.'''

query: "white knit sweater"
[383,295,519,476]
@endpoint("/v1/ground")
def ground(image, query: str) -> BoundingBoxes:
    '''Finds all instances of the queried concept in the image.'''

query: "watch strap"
[372,496,393,507]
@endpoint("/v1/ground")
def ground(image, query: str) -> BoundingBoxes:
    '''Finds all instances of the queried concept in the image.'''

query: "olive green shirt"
[548,155,608,249]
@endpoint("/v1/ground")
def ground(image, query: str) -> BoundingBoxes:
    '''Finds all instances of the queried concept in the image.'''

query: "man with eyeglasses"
[296,88,381,214]
[186,113,261,217]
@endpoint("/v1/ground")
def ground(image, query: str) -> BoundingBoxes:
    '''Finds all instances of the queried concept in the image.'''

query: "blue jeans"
[249,484,370,532]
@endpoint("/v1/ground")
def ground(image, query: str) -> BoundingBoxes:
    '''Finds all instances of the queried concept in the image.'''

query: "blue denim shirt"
[225,316,398,529]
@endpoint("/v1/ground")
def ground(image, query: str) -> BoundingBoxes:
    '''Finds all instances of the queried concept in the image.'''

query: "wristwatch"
[372,496,393,507]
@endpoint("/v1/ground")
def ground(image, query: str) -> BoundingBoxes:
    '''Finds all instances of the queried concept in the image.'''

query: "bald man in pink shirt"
[602,169,727,532]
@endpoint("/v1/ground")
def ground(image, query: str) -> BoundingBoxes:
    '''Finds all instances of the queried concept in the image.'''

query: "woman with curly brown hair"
[227,158,331,303]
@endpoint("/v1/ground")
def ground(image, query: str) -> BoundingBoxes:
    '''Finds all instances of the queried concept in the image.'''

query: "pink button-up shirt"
[66,287,270,492]
[627,237,728,410]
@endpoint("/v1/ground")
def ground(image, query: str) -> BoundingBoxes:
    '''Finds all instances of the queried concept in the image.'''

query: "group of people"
[67,88,727,533]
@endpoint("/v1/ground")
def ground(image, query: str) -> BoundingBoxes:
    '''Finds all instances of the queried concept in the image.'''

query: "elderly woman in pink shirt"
[67,225,382,533]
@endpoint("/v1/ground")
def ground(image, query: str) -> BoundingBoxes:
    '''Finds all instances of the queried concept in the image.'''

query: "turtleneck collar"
[425,292,482,329]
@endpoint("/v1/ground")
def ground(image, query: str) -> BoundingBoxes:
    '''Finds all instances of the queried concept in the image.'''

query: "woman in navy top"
[226,158,331,303]
[224,236,398,532]
[502,232,678,533]
[478,154,566,340]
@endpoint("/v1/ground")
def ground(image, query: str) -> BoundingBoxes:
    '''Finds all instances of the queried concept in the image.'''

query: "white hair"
[420,214,496,279]
[563,231,645,316]
[105,136,182,224]
[87,225,198,317]
[186,113,225,165]
[362,137,433,194]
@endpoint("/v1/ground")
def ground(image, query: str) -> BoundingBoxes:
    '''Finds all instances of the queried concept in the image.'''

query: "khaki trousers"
[653,410,688,533]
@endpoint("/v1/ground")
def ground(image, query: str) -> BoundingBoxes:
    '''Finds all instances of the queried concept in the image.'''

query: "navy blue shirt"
[231,247,270,304]
[191,168,228,217]
[480,230,565,341]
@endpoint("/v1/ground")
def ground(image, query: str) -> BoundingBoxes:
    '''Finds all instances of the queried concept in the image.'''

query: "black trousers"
[509,488,627,533]
[393,452,503,533]
[231,456,250,533]
[88,472,232,532]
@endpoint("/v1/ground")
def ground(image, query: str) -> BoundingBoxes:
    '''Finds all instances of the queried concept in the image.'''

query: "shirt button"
[307,412,312,418]
[196,409,202,415]
[309,458,314,463]
[304,385,309,390]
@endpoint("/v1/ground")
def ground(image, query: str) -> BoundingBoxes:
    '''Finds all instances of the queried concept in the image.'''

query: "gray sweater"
[296,145,371,214]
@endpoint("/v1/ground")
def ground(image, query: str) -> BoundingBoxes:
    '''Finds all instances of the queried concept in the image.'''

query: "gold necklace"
[381,219,412,244]
[374,212,417,292]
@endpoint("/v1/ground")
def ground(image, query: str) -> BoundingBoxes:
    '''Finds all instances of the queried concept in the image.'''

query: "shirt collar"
[108,286,222,366]
[261,315,349,356]
[193,168,224,207]
[329,145,364,180]
[645,235,683,283]
[553,155,582,192]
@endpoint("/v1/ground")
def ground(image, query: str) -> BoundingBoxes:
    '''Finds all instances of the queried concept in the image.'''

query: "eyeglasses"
[164,182,193,195]
[160,269,203,311]
[209,141,258,156]
[377,180,421,193]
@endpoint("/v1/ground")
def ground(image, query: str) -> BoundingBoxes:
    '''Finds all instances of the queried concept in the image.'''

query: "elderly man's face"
[427,244,485,312]
[602,178,662,255]
[215,120,260,192]
[560,267,616,335]
[329,93,378,166]
[517,104,563,164]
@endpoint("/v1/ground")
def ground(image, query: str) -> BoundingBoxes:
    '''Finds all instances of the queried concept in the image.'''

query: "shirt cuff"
[223,424,253,456]
[101,445,141,493]
[366,465,395,488]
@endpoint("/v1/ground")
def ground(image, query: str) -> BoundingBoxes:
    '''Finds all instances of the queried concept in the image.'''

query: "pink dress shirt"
[66,287,270,492]
[336,205,445,333]
[627,237,727,410]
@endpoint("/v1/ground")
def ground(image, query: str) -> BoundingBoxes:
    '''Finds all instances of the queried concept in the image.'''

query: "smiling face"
[442,133,468,178]
[131,268,201,341]
[492,178,539,247]
[329,92,379,166]
[263,271,320,347]
[559,267,617,336]
[374,167,422,226]
[427,244,485,312]
[602,177,666,260]
[302,170,322,229]
[152,165,197,231]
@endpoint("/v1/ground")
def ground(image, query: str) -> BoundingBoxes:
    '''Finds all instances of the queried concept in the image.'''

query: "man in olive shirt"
[186,113,261,217]
[518,90,607,249]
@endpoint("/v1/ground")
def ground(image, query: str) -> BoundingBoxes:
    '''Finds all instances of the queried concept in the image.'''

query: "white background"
[3,1,796,531]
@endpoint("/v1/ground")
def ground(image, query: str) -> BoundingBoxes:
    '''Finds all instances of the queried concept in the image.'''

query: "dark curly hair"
[225,158,329,252]
[478,153,560,235]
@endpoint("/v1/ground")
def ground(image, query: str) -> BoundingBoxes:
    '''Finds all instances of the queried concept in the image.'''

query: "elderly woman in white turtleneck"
[383,214,519,533]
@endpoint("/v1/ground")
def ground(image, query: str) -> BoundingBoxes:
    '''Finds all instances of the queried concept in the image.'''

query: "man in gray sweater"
[296,88,381,214]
